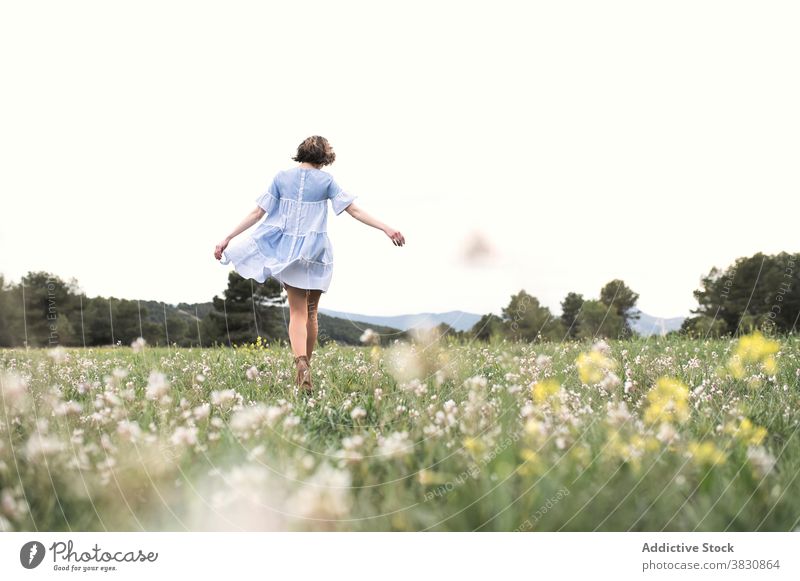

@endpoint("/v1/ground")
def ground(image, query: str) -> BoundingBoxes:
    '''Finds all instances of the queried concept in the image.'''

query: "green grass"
[1,334,799,531]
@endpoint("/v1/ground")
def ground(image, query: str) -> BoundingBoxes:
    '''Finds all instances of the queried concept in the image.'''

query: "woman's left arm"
[345,203,405,246]
[214,206,266,259]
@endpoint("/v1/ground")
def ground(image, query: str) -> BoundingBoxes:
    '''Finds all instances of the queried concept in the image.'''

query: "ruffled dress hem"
[220,234,333,293]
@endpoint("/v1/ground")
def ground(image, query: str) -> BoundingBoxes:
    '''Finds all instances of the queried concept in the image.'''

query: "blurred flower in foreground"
[131,337,146,353]
[723,417,767,446]
[688,441,726,467]
[462,436,485,457]
[196,464,287,531]
[417,469,448,486]
[370,345,381,363]
[727,331,780,380]
[360,329,380,345]
[644,377,690,425]
[287,463,352,524]
[531,379,561,405]
[377,431,413,459]
[47,347,68,364]
[0,372,29,412]
[386,343,423,383]
[747,446,776,478]
[576,349,617,385]
[145,371,170,401]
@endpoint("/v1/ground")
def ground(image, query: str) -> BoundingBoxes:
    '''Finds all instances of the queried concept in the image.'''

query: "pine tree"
[206,272,286,346]
[560,292,584,339]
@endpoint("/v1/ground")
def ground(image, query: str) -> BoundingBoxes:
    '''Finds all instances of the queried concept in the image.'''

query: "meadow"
[1,331,799,531]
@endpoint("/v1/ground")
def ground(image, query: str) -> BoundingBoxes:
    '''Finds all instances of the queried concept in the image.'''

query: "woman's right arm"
[214,206,266,259]
[345,203,405,246]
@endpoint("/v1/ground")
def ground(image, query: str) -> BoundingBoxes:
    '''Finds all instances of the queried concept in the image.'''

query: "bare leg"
[284,283,309,357]
[306,289,322,359]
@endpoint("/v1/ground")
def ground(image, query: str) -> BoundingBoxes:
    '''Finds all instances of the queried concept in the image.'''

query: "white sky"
[1,1,798,318]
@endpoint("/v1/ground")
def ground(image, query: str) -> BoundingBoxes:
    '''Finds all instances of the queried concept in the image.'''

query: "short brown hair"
[292,135,336,166]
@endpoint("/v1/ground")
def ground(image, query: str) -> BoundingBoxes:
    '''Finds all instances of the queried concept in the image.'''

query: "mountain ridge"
[319,307,686,336]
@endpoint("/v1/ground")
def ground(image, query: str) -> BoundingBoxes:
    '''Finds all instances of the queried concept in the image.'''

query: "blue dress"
[220,167,357,292]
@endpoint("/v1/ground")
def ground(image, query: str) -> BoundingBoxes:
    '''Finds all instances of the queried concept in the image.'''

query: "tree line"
[0,271,400,348]
[467,251,799,342]
[1,251,796,348]
[467,279,641,342]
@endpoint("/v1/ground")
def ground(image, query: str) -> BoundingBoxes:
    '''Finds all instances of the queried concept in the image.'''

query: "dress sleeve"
[327,177,358,216]
[254,174,281,214]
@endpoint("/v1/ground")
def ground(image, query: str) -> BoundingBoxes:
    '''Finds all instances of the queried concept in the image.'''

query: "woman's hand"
[214,206,266,261]
[384,227,405,247]
[214,238,230,260]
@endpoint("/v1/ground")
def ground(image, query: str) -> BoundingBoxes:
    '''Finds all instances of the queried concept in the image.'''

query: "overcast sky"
[1,1,798,318]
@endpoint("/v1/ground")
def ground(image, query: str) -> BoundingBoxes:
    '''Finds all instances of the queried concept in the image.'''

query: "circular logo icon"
[20,541,46,569]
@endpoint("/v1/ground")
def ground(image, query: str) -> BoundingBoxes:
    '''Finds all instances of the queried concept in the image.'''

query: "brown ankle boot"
[294,355,312,392]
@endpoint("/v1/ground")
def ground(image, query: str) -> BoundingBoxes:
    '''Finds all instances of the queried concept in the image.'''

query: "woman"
[214,136,405,391]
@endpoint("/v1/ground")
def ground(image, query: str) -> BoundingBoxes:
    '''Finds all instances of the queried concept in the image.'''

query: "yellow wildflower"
[576,350,616,385]
[644,436,661,453]
[724,418,767,446]
[605,431,646,472]
[688,441,726,466]
[532,379,561,404]
[462,437,485,456]
[727,331,780,379]
[417,469,446,486]
[517,449,542,476]
[643,377,690,425]
[569,445,591,467]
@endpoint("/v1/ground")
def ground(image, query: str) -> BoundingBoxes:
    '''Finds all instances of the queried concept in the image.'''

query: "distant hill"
[141,300,683,342]
[631,312,686,336]
[320,307,685,337]
[319,309,482,332]
[166,301,405,345]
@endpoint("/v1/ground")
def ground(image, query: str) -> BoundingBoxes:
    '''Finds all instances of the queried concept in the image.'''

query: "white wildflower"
[47,346,68,364]
[747,446,776,478]
[656,422,678,444]
[211,389,238,409]
[287,463,352,521]
[230,404,285,439]
[117,420,142,442]
[606,400,631,425]
[131,337,146,353]
[0,372,28,410]
[53,400,83,417]
[193,403,211,421]
[170,426,198,447]
[377,431,413,459]
[25,434,63,461]
[145,371,170,400]
[359,328,380,345]
[599,372,621,390]
[464,375,488,391]
[592,339,611,355]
